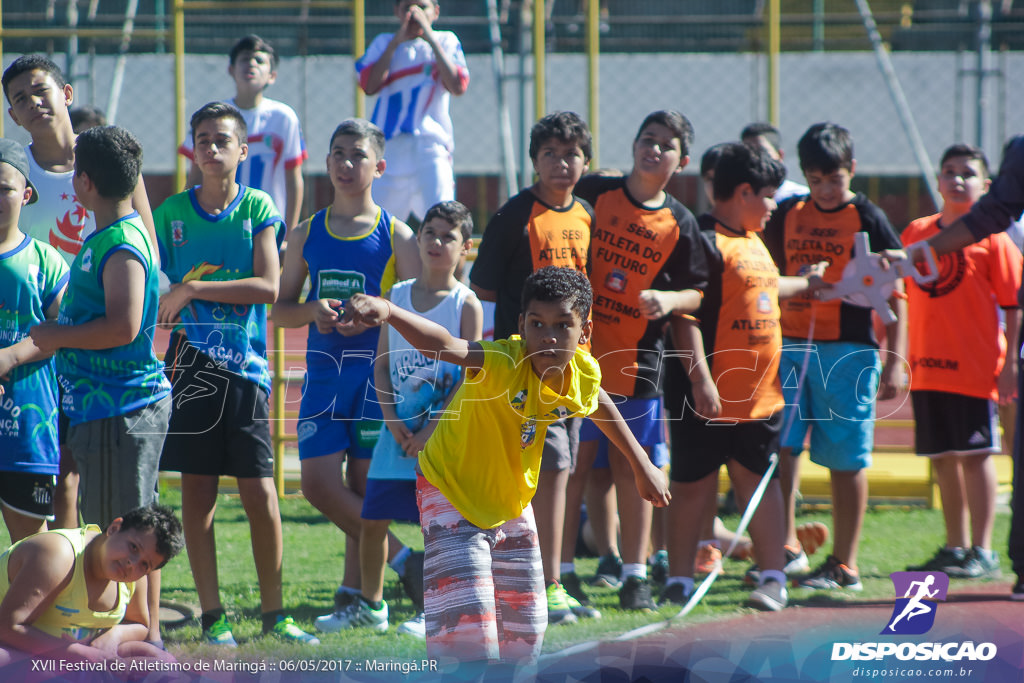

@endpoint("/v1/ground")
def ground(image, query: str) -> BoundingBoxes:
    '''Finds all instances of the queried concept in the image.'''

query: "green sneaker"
[545,581,577,625]
[202,614,237,647]
[271,616,320,645]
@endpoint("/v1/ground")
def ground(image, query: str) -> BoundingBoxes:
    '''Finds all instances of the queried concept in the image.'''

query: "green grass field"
[62,485,1011,664]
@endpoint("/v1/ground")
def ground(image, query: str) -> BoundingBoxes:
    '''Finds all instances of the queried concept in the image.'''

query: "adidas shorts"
[911,390,1000,457]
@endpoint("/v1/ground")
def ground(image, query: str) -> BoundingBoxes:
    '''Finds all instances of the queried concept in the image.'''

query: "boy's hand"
[386,420,414,453]
[313,299,343,335]
[0,347,17,382]
[405,421,439,457]
[998,362,1018,405]
[878,357,906,401]
[638,290,670,320]
[401,4,434,41]
[690,376,721,419]
[158,283,192,327]
[29,321,63,354]
[634,461,671,508]
[339,293,390,330]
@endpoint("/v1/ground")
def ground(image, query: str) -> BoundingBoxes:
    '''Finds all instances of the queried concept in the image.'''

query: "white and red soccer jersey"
[19,145,96,265]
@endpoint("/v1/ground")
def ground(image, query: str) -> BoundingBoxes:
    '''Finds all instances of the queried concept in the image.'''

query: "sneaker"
[399,551,425,612]
[744,545,808,585]
[795,555,863,591]
[695,544,722,575]
[202,613,237,647]
[396,612,426,639]
[333,588,359,611]
[649,549,670,585]
[590,552,623,589]
[1011,576,1024,601]
[564,588,601,619]
[271,616,321,645]
[958,547,1001,579]
[907,546,970,573]
[546,581,578,625]
[314,598,388,634]
[560,571,592,607]
[657,581,692,607]
[748,579,788,611]
[618,576,655,611]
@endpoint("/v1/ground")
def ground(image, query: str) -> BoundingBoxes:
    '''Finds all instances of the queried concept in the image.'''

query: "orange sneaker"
[695,543,722,574]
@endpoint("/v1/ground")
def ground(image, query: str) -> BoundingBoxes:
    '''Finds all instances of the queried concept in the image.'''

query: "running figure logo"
[883,571,949,635]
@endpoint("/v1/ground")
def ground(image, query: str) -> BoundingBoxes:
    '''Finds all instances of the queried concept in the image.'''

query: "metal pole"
[106,0,139,124]
[533,0,544,120]
[854,0,940,208]
[354,0,365,118]
[975,0,992,151]
[486,0,518,202]
[586,0,599,167]
[767,0,779,126]
[174,0,186,191]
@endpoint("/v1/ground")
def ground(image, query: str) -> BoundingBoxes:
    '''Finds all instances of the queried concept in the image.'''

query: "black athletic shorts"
[669,406,781,483]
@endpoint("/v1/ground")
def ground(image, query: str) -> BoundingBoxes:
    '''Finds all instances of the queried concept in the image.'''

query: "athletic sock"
[200,608,226,633]
[622,563,647,580]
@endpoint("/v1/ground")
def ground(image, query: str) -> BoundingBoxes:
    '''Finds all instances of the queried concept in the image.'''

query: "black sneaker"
[657,581,692,607]
[907,546,969,574]
[744,545,808,585]
[560,572,592,606]
[1011,575,1024,601]
[399,551,425,612]
[618,576,655,611]
[590,552,623,589]
[958,547,1001,579]
[794,555,862,591]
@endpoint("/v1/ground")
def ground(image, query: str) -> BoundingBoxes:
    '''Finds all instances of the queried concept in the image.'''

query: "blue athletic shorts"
[362,478,419,523]
[297,358,383,461]
[778,339,879,471]
[581,396,665,452]
[593,440,669,469]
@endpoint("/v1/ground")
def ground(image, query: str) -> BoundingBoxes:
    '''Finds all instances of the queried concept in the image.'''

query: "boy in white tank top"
[314,200,482,637]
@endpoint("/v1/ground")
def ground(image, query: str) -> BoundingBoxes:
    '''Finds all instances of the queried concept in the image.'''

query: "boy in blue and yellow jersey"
[29,126,170,646]
[154,102,316,647]
[663,142,824,611]
[271,118,421,627]
[0,139,68,544]
[342,266,669,672]
[0,504,182,670]
[762,122,905,591]
[573,110,708,611]
[470,111,598,625]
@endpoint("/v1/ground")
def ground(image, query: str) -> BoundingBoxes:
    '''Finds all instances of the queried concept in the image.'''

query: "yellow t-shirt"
[419,337,602,529]
[0,526,135,640]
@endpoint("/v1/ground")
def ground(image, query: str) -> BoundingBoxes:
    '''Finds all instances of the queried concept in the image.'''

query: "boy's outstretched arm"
[343,293,484,370]
[638,288,702,320]
[590,389,671,507]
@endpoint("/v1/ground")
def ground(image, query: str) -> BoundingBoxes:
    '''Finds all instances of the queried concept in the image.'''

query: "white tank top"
[19,144,96,264]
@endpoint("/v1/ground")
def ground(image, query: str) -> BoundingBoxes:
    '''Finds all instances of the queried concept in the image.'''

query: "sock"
[261,609,285,634]
[560,562,575,575]
[760,569,786,586]
[389,546,412,576]
[622,563,647,580]
[666,576,694,594]
[200,608,226,633]
[363,597,384,611]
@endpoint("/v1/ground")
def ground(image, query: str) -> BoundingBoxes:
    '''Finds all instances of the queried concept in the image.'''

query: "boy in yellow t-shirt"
[343,267,669,670]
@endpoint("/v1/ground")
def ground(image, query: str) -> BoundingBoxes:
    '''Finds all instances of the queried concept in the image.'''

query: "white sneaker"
[314,599,388,633]
[396,612,425,639]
